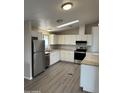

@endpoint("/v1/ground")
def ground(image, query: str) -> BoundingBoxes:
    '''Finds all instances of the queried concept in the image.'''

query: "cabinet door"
[86,35,92,46]
[60,50,66,61]
[71,35,76,45]
[49,35,54,44]
[49,34,57,44]
[76,35,82,41]
[50,50,60,65]
[57,35,77,45]
[64,35,76,45]
[66,51,74,62]
[50,51,56,65]
[38,32,42,40]
[82,35,87,41]
[63,35,69,45]
[58,35,64,44]
[55,50,60,62]
[31,31,42,40]
[60,50,74,62]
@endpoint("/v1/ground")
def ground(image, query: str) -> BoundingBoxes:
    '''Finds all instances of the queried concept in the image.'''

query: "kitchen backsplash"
[50,44,92,51]
[50,44,76,50]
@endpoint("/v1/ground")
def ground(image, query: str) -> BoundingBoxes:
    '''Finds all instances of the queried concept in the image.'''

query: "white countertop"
[81,60,99,66]
[86,51,99,55]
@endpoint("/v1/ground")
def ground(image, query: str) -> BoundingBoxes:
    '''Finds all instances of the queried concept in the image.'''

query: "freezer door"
[33,40,45,52]
[33,52,45,77]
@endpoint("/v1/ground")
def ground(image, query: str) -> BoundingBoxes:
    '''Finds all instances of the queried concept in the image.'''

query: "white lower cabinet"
[60,50,67,61]
[50,50,60,65]
[80,64,99,93]
[60,50,74,62]
[50,50,74,65]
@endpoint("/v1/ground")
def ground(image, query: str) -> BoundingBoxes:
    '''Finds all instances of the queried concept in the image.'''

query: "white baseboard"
[24,76,33,80]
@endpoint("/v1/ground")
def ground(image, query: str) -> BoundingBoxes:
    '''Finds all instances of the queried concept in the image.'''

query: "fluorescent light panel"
[57,20,79,28]
[47,29,53,31]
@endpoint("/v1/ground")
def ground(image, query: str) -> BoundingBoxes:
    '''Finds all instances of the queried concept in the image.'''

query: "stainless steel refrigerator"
[32,40,45,77]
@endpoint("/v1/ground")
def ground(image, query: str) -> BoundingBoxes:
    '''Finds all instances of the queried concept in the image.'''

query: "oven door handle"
[74,51,86,53]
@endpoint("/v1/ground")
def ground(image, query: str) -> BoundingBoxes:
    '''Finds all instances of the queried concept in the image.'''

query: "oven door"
[74,51,86,60]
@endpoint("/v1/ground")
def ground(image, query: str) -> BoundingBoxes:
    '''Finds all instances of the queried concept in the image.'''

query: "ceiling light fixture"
[57,20,79,28]
[61,2,73,11]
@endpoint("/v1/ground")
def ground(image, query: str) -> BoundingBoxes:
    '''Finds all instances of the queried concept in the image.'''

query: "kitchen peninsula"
[80,52,99,93]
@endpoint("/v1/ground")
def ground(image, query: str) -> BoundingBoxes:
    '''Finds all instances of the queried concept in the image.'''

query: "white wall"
[79,24,87,40]
[24,20,32,80]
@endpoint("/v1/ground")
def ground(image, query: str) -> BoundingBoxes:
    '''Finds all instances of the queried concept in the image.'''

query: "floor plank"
[24,61,88,93]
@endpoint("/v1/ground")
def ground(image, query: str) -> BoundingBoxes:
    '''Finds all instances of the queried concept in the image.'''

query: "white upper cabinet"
[38,32,42,40]
[49,25,94,45]
[86,35,92,46]
[64,35,76,45]
[49,34,87,45]
[57,35,77,45]
[49,34,54,44]
[58,35,65,44]
[91,26,99,52]
[76,35,81,41]
[49,33,92,45]
[63,35,68,44]
[71,35,77,45]
[31,31,42,40]
[49,34,58,44]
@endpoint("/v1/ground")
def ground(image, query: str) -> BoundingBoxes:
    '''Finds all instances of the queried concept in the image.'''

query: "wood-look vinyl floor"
[24,62,89,93]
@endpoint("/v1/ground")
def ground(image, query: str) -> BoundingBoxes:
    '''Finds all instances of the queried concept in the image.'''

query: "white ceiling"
[24,0,99,32]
